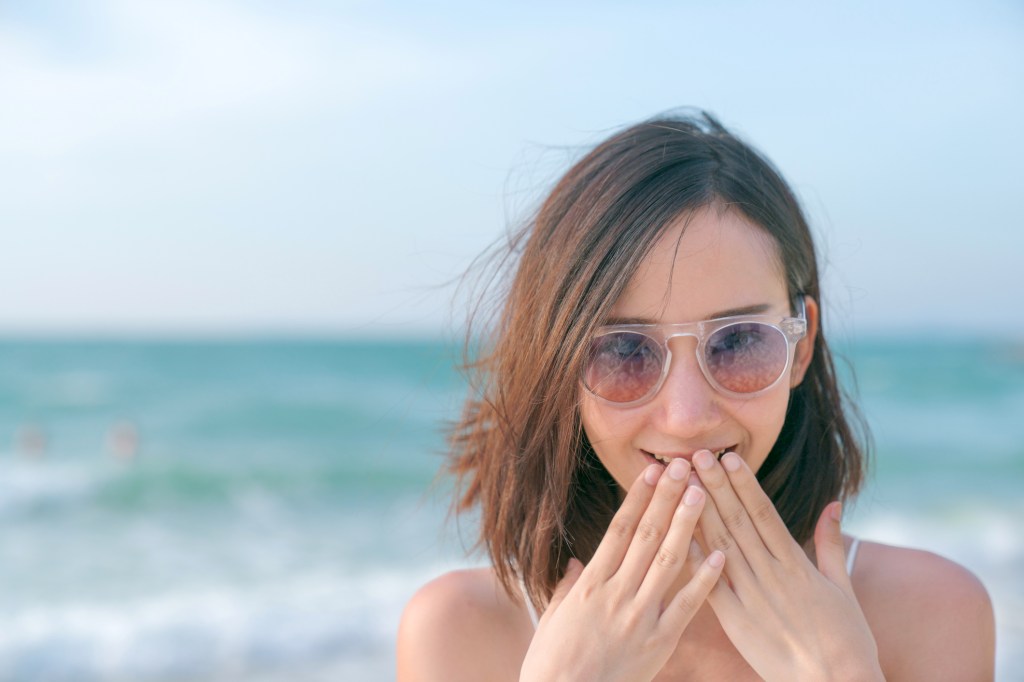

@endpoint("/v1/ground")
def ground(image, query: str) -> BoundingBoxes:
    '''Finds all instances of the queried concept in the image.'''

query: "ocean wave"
[0,564,453,682]
[0,454,437,521]
[0,460,101,516]
[848,500,1024,564]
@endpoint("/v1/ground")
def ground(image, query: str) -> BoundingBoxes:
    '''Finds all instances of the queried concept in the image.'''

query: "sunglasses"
[582,299,807,406]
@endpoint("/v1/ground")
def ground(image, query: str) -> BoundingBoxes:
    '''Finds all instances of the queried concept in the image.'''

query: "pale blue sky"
[1,0,1021,337]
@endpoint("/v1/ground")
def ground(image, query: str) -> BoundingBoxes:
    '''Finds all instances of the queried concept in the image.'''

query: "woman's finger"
[657,548,726,636]
[614,458,692,589]
[692,450,776,571]
[588,464,663,577]
[543,557,585,618]
[719,452,803,561]
[690,472,758,595]
[635,482,705,605]
[812,502,855,593]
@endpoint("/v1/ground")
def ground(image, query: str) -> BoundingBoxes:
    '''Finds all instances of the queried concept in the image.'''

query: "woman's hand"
[689,449,884,682]
[519,459,724,682]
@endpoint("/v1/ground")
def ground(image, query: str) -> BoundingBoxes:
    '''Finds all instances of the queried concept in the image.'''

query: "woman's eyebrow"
[605,303,775,325]
[704,303,774,319]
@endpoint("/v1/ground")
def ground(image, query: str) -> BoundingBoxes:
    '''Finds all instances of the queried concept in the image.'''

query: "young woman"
[397,112,995,681]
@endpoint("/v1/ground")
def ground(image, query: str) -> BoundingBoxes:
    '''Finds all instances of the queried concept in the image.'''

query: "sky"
[1,0,1022,338]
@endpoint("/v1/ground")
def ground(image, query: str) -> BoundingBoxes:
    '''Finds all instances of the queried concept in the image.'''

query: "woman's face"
[579,206,817,493]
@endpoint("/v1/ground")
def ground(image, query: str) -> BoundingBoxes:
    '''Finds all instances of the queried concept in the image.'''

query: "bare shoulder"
[854,541,995,681]
[396,567,534,682]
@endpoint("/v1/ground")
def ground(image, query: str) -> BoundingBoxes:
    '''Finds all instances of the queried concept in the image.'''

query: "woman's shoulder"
[397,567,533,682]
[854,540,995,680]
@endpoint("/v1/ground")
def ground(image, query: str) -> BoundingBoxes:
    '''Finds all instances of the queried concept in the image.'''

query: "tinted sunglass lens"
[585,332,663,403]
[705,323,787,393]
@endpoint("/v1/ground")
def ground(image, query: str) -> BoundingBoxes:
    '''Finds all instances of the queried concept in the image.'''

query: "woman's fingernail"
[722,453,741,472]
[683,486,704,506]
[668,458,689,480]
[708,550,725,568]
[694,450,714,470]
[644,464,662,485]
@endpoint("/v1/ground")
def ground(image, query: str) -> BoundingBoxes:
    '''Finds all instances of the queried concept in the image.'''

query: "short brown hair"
[447,111,868,611]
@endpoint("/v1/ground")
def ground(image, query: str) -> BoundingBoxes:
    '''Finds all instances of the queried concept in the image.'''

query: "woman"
[398,112,995,680]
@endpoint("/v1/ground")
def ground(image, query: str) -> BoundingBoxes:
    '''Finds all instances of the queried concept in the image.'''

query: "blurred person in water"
[15,423,47,458]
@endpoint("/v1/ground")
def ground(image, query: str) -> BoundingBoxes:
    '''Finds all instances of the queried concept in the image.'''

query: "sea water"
[0,337,1021,680]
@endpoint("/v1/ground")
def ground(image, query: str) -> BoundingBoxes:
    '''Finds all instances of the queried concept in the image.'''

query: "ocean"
[0,337,1021,680]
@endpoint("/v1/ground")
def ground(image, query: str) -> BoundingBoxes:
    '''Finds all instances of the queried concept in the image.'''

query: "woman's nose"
[649,339,722,435]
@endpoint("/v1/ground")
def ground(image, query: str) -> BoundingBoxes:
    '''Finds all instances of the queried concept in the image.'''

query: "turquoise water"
[0,337,1021,680]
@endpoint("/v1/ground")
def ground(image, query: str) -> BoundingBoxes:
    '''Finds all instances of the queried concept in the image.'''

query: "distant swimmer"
[14,423,47,458]
[105,420,139,461]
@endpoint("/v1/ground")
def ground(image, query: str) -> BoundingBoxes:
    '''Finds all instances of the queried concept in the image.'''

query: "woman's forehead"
[610,207,789,322]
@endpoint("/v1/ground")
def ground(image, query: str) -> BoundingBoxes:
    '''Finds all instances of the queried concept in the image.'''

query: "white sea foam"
[0,562,459,682]
[0,460,100,516]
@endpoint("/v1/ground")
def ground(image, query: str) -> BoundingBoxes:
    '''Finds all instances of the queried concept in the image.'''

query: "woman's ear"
[790,295,819,387]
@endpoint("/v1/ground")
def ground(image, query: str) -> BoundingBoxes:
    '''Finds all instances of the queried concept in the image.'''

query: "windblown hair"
[447,111,868,613]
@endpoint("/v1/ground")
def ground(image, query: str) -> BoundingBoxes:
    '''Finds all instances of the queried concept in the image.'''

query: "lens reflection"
[705,323,787,393]
[585,332,663,403]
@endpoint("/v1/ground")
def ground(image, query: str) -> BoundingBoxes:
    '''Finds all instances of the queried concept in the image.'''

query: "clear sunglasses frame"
[582,298,808,407]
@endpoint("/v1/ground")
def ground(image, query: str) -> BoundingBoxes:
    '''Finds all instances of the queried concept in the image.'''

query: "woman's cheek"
[734,390,791,473]
[579,399,638,488]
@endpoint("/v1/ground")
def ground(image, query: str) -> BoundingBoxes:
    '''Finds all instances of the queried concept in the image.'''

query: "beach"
[0,337,1021,680]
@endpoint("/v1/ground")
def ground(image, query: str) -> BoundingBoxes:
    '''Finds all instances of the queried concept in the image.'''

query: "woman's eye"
[603,333,653,360]
[709,325,763,355]
[723,331,754,350]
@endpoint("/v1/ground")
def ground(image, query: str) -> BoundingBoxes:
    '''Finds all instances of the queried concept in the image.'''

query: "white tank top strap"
[846,537,861,575]
[518,575,539,629]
